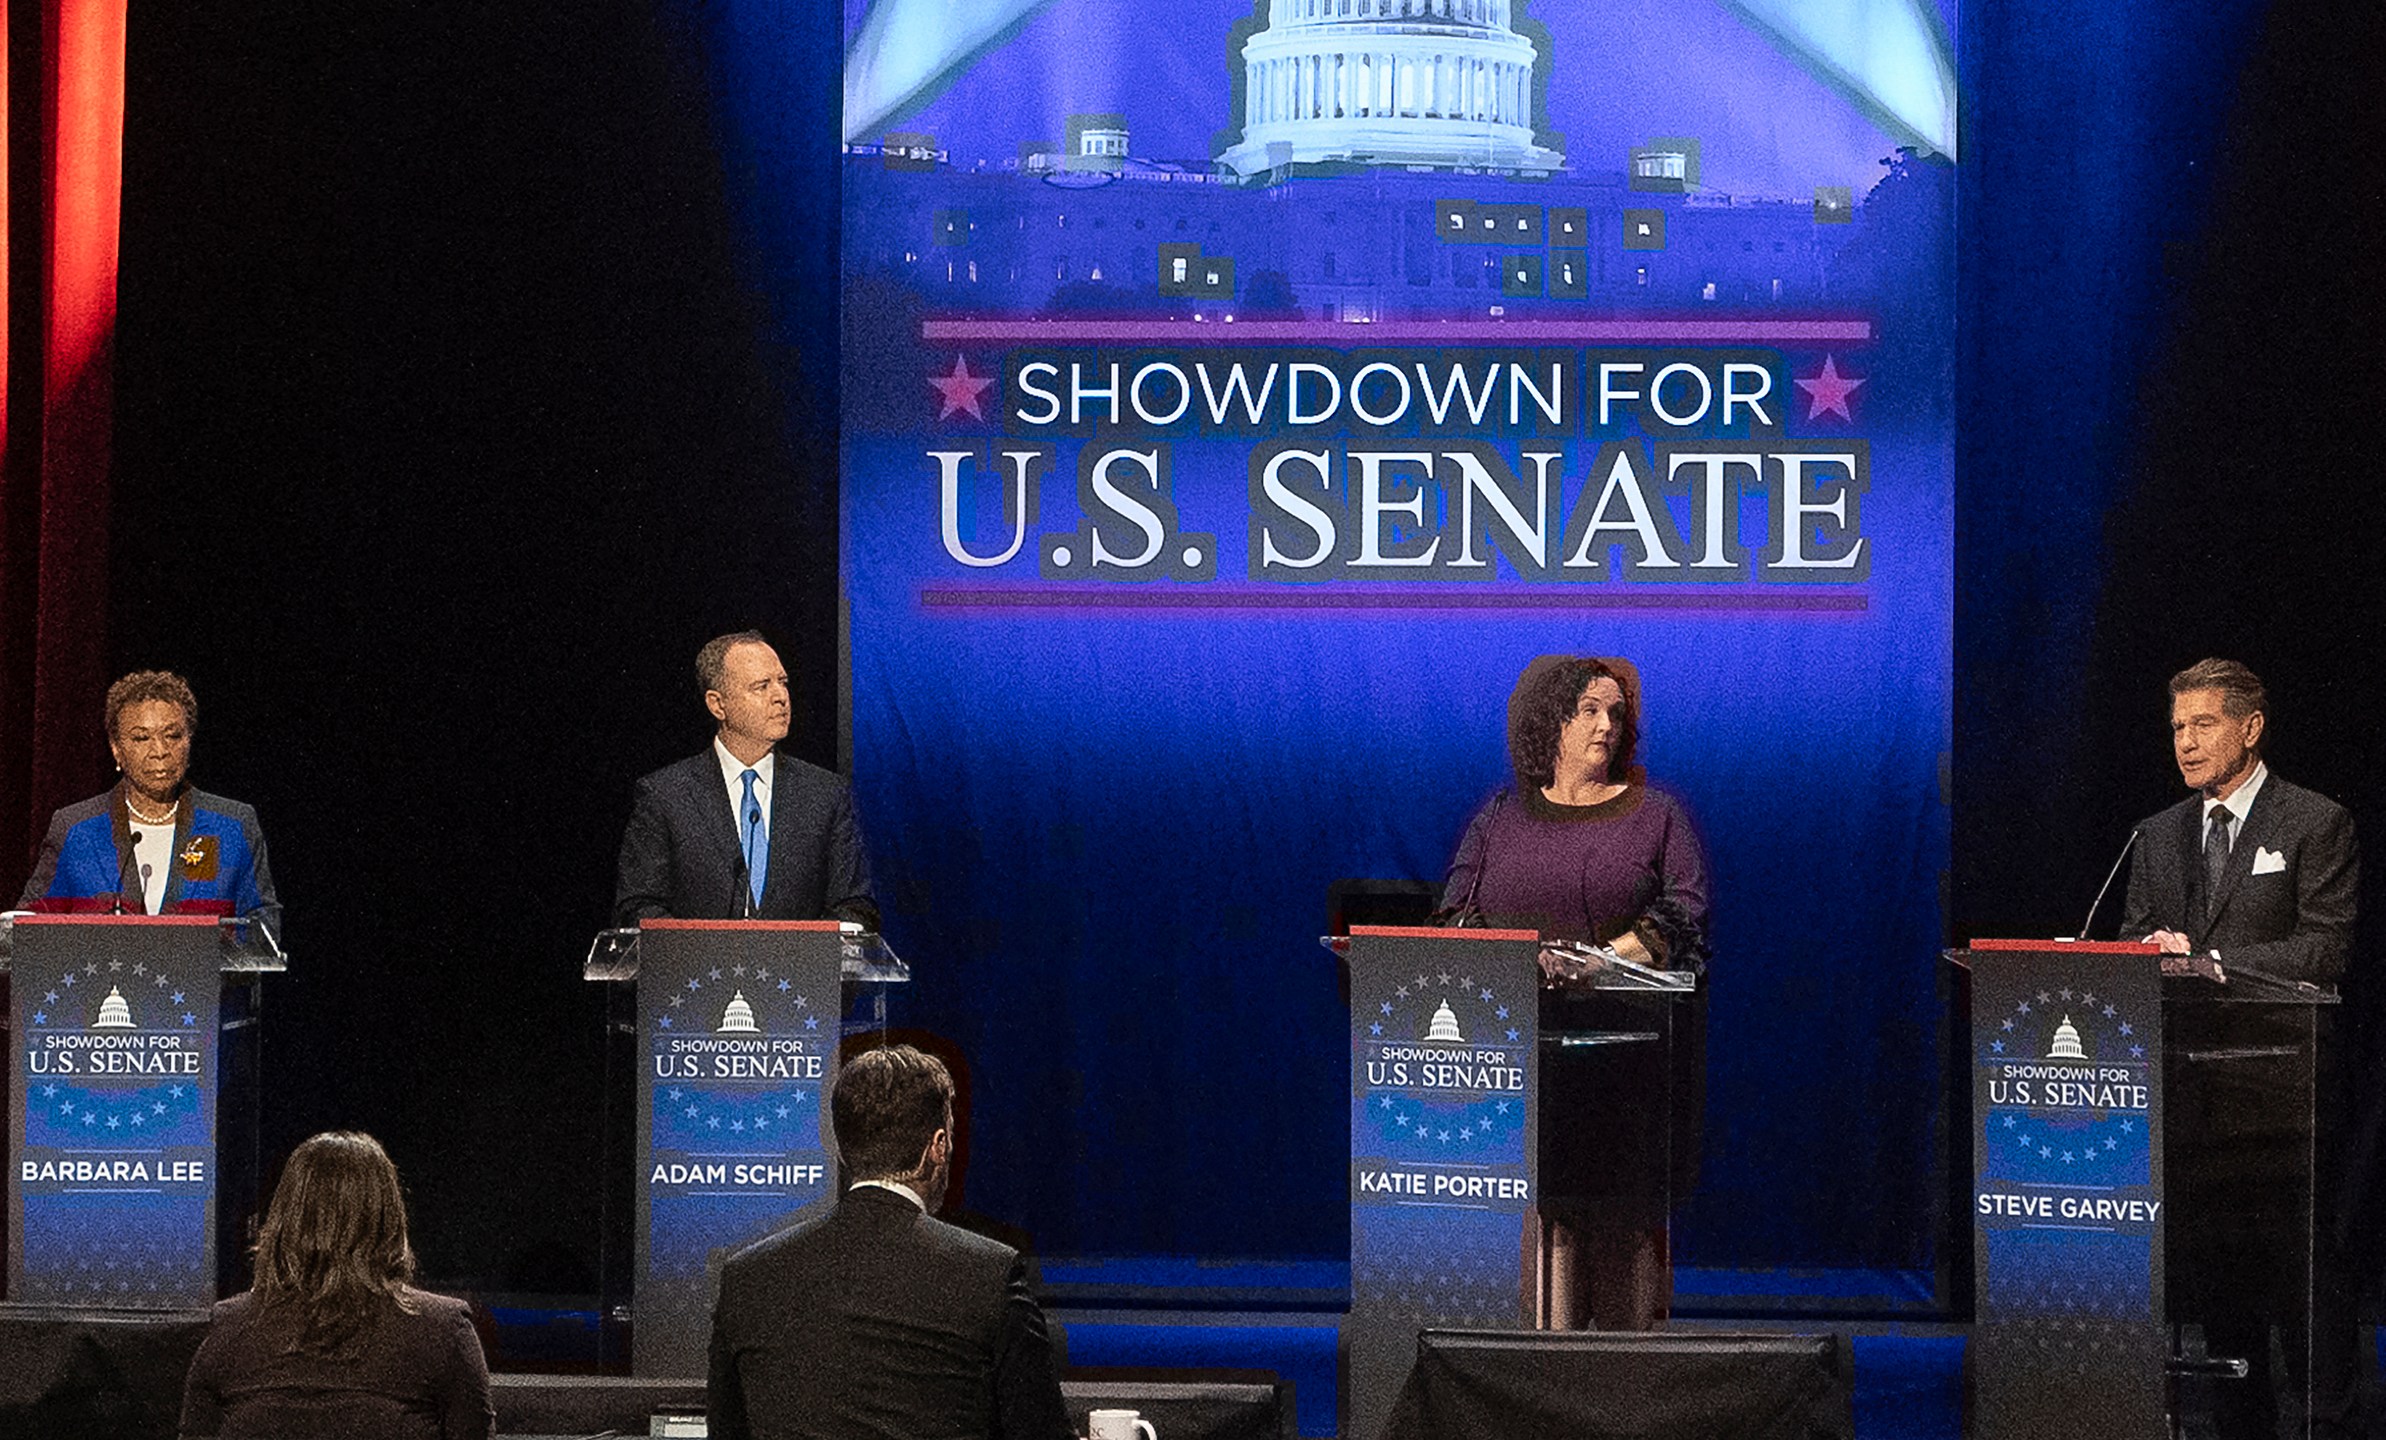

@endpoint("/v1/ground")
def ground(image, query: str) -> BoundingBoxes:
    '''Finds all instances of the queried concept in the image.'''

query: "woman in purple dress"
[1440,655,1709,1331]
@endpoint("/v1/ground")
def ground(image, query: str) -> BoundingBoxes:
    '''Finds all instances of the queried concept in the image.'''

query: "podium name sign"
[9,916,222,1307]
[1342,927,1538,1440]
[1967,943,2165,1439]
[634,920,842,1376]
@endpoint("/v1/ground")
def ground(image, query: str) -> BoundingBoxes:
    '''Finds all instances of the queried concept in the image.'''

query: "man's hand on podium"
[2142,929,2224,981]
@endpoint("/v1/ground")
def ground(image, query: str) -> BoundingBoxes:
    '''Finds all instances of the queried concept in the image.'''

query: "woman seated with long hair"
[180,1132,493,1440]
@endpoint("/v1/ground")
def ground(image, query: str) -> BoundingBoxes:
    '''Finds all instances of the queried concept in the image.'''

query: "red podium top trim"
[1348,924,1540,942]
[1967,938,2162,954]
[639,918,844,933]
[12,913,217,926]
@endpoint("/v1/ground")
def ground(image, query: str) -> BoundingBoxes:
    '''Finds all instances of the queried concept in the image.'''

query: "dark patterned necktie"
[2201,806,2232,923]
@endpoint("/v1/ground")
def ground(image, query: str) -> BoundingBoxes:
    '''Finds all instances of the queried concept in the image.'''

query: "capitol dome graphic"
[718,991,760,1034]
[1219,0,1563,176]
[2046,1015,2086,1061]
[94,986,135,1029]
[1424,999,1466,1045]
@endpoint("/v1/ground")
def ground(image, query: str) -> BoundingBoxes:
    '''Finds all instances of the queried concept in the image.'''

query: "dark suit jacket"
[614,748,878,928]
[708,1186,1072,1440]
[2119,770,2359,985]
[179,1287,493,1440]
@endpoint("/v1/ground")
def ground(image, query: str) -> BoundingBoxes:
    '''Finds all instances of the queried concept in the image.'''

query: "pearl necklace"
[126,794,181,826]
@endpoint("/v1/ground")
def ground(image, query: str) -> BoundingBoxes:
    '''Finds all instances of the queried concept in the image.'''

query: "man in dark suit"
[708,1045,1071,1440]
[614,631,878,928]
[2120,659,2357,982]
[2120,658,2361,1440]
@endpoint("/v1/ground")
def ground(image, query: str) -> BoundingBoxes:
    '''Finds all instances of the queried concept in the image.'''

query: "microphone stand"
[112,832,143,915]
[2071,829,2139,940]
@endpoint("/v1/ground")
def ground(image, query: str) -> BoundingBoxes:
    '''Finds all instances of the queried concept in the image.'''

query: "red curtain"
[0,0,127,881]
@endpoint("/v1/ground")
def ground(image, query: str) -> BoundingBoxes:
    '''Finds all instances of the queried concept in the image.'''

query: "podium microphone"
[2073,829,2139,941]
[113,832,142,915]
[733,854,754,920]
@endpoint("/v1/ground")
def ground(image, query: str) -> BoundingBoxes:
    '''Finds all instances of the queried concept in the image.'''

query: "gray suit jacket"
[2119,771,2359,985]
[613,748,877,928]
[708,1186,1071,1440]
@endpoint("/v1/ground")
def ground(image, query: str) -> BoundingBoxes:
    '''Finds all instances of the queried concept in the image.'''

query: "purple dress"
[1442,784,1709,963]
[1442,782,1710,1212]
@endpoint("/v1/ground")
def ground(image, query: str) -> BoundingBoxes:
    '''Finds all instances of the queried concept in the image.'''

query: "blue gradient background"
[704,0,1960,1270]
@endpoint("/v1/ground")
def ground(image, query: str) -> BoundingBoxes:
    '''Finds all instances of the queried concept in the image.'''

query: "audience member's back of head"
[832,1044,954,1181]
[251,1130,420,1354]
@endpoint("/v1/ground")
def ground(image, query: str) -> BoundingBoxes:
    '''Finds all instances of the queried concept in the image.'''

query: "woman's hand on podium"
[1537,942,1611,990]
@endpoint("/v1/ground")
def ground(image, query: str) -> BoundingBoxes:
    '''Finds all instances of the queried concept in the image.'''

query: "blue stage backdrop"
[721,0,1960,1270]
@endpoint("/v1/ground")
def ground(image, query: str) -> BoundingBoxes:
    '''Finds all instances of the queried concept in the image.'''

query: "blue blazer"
[17,785,280,939]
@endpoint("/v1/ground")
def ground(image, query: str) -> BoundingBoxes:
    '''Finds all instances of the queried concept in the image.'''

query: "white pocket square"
[2250,846,2286,876]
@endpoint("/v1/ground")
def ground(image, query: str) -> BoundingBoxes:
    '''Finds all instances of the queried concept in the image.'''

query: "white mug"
[1088,1409,1157,1440]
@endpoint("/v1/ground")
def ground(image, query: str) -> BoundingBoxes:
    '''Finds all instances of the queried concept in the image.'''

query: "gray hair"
[2168,658,2267,722]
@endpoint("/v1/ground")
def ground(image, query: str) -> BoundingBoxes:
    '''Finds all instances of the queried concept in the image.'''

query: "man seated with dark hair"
[708,1045,1071,1440]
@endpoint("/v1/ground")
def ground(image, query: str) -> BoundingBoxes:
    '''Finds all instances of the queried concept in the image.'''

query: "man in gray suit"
[708,1046,1071,1440]
[614,630,877,928]
[2121,658,2361,1440]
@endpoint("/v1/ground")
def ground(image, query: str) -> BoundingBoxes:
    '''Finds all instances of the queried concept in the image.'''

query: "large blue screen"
[820,0,1954,1270]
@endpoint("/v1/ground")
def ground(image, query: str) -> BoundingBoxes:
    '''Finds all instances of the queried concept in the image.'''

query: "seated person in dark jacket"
[709,1045,1071,1440]
[180,1132,493,1440]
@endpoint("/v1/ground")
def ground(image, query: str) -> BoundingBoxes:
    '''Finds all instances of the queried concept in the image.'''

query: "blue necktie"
[740,768,768,911]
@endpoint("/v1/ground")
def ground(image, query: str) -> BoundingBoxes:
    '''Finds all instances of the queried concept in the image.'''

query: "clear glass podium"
[1324,932,1700,1323]
[1,912,286,1304]
[583,921,910,1372]
[0,912,287,972]
[581,923,910,1009]
[2164,972,2340,1436]
[1951,942,2341,1439]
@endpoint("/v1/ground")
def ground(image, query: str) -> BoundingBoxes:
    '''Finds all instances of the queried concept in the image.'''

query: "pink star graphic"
[1794,355,1865,421]
[928,354,995,420]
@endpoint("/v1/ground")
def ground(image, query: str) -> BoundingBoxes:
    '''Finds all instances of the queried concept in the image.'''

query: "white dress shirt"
[715,739,775,835]
[130,820,175,913]
[849,1179,927,1211]
[2202,760,2267,853]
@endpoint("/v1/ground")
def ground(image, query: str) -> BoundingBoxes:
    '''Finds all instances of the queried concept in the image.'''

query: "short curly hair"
[1508,656,1638,789]
[105,671,198,739]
